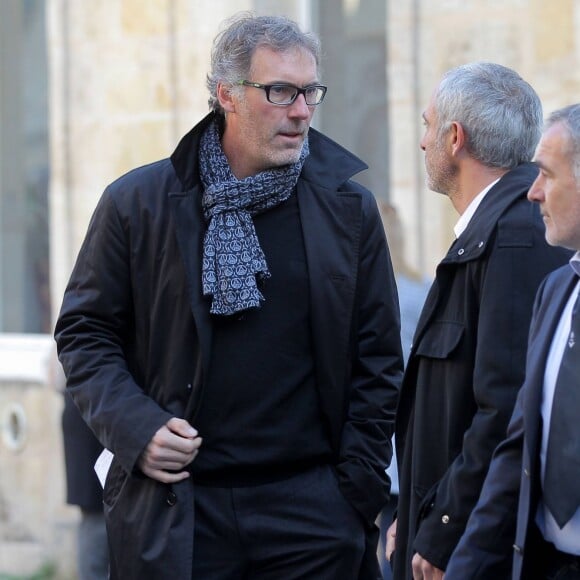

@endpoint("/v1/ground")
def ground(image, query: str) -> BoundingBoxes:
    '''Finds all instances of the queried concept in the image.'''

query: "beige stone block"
[105,51,172,115]
[174,47,213,114]
[122,0,169,36]
[0,380,74,578]
[108,120,174,178]
[532,0,575,63]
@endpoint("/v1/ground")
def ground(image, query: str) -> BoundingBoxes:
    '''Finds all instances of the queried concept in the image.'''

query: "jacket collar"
[170,113,215,190]
[442,162,539,264]
[170,112,368,190]
[301,127,368,188]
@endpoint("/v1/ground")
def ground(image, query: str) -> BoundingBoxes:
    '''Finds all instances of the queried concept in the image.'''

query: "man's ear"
[450,121,466,157]
[217,82,236,114]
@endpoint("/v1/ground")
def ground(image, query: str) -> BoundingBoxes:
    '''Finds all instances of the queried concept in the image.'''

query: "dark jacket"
[54,113,403,579]
[393,163,571,579]
[62,390,104,511]
[446,264,578,580]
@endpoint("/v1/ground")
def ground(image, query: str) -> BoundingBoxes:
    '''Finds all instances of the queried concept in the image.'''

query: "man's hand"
[412,552,445,580]
[386,518,397,564]
[138,417,202,483]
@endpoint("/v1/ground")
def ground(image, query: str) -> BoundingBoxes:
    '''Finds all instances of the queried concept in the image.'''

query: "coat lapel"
[167,114,215,378]
[524,269,578,458]
[169,185,213,374]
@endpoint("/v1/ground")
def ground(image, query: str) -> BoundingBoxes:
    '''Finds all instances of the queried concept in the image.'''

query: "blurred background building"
[0,0,579,577]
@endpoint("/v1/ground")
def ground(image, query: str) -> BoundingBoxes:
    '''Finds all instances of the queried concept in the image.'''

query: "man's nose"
[527,175,544,202]
[288,94,311,118]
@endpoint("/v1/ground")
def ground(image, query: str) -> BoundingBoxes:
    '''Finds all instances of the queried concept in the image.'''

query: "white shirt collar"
[454,178,501,239]
[570,251,580,277]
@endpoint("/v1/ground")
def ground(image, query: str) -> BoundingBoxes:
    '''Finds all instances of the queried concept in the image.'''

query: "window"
[0,0,50,333]
[313,0,389,199]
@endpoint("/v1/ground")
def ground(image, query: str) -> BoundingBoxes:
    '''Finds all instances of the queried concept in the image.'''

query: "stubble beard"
[267,134,308,168]
[425,144,458,196]
[426,164,456,197]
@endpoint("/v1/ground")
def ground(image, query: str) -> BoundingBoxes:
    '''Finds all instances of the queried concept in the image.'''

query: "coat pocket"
[103,456,129,511]
[103,471,188,579]
[414,321,464,359]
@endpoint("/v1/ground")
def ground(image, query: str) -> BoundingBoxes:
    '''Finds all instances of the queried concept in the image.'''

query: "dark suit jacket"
[446,264,578,580]
[55,112,403,579]
[393,164,571,579]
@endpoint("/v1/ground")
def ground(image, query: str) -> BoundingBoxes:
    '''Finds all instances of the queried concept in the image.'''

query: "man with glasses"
[55,12,403,580]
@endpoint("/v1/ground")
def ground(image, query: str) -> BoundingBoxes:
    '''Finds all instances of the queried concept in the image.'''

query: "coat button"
[441,515,450,524]
[166,491,177,506]
[524,468,530,477]
[457,248,465,255]
[478,241,484,248]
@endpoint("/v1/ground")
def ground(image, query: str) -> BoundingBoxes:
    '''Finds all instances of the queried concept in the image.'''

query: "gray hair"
[206,12,322,114]
[545,104,580,182]
[434,62,543,169]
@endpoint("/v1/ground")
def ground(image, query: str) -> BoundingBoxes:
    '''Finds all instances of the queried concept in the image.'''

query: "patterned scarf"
[199,119,309,316]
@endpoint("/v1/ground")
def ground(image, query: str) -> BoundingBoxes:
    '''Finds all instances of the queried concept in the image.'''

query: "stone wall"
[0,335,76,578]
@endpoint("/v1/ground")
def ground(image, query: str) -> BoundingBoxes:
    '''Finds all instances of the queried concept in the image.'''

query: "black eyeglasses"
[238,81,327,106]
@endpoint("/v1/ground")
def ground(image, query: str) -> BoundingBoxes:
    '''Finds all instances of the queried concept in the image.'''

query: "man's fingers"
[138,420,203,478]
[151,423,202,456]
[143,437,202,468]
[167,417,198,439]
[385,519,397,561]
[411,553,444,580]
[140,465,190,484]
[144,446,201,471]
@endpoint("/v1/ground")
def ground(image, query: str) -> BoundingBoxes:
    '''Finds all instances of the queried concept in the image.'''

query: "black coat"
[446,265,579,579]
[62,390,104,511]
[393,163,571,579]
[55,113,404,579]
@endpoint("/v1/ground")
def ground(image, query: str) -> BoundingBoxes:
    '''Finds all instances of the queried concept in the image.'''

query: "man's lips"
[278,131,303,139]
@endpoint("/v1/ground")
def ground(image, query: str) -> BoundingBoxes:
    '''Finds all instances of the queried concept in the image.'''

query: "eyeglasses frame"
[237,80,327,106]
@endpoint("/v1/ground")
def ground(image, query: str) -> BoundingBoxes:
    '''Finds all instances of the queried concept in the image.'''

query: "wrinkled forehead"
[248,45,318,78]
[534,123,580,188]
[535,123,571,162]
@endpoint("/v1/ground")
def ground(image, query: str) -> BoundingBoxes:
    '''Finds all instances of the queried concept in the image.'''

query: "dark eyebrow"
[269,81,321,88]
[532,159,551,174]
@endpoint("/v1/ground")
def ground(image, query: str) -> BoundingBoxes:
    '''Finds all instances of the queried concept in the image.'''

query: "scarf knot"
[199,119,309,316]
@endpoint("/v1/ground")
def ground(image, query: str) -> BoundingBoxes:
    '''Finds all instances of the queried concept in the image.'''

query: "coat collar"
[170,113,214,190]
[301,127,368,188]
[169,112,368,191]
[442,162,539,264]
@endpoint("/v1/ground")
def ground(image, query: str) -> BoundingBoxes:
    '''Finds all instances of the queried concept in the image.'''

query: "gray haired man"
[55,12,403,579]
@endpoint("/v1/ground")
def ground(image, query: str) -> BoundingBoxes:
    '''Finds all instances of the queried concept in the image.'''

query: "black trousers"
[539,538,580,580]
[191,464,367,579]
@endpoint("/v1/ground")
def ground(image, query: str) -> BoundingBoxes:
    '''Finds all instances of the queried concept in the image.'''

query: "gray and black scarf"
[199,119,309,316]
